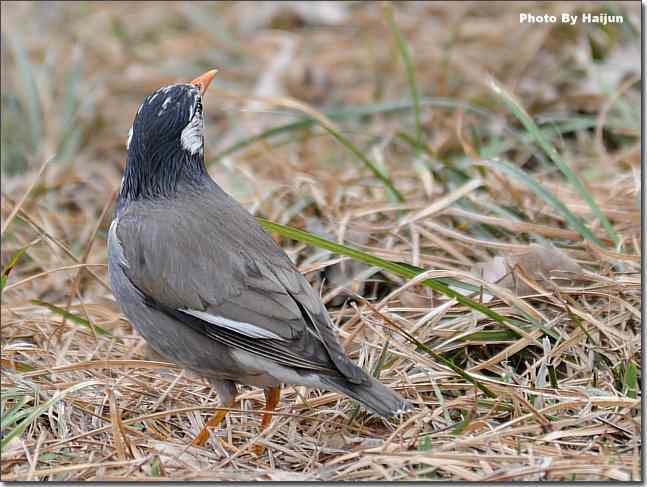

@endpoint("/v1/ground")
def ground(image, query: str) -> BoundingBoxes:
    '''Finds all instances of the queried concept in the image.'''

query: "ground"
[0,1,641,481]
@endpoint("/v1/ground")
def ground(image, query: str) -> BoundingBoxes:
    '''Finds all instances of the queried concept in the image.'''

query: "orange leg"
[255,385,281,455]
[192,399,236,447]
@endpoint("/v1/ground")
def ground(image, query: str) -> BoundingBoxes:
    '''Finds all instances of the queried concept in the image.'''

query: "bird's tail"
[319,372,411,418]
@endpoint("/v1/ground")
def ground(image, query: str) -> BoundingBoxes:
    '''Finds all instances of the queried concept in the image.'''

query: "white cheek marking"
[180,112,203,155]
[126,127,133,149]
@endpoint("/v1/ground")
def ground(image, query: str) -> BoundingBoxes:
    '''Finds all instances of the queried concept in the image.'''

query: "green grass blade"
[149,456,164,477]
[7,31,42,152]
[260,218,559,341]
[385,4,424,149]
[372,338,391,379]
[417,434,432,451]
[213,104,405,202]
[548,365,559,389]
[258,218,508,326]
[212,119,313,162]
[31,299,112,337]
[391,261,481,293]
[381,314,496,397]
[1,245,31,294]
[1,395,32,431]
[57,54,85,163]
[484,158,602,245]
[1,380,103,452]
[62,55,83,136]
[210,98,494,164]
[461,330,519,342]
[212,97,629,167]
[319,124,405,202]
[451,409,474,435]
[489,78,619,244]
[624,360,638,399]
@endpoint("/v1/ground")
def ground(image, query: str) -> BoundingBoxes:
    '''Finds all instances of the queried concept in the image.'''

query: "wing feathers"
[179,308,286,340]
[145,297,334,372]
[116,198,365,384]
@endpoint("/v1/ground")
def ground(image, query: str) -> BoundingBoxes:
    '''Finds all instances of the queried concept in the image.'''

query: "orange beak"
[190,69,218,95]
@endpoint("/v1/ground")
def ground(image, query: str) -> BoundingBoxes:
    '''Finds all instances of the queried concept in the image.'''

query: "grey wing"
[114,200,363,383]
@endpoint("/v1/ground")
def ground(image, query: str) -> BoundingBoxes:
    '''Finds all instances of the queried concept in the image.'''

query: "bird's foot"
[192,402,235,447]
[254,386,281,455]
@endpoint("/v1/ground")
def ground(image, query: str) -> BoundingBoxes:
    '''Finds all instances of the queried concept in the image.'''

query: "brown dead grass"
[1,1,641,481]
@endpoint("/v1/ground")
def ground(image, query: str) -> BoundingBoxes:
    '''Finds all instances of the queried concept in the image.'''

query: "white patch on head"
[180,309,286,340]
[180,109,203,155]
[157,95,174,117]
[160,83,184,94]
[126,126,133,149]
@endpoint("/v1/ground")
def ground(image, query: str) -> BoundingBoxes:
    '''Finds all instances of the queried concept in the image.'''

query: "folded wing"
[114,193,365,383]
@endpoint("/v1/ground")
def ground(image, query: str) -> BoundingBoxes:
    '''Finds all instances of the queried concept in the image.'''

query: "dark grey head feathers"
[120,83,207,204]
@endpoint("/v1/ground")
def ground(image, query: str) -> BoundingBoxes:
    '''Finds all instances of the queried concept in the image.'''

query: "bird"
[107,69,410,450]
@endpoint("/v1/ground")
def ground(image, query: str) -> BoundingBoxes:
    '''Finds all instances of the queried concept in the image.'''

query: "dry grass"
[1,1,641,481]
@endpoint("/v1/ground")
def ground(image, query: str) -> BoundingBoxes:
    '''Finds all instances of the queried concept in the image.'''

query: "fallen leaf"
[473,243,582,296]
[236,1,349,32]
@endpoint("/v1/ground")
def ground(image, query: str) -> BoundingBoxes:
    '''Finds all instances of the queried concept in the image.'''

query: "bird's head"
[121,69,217,202]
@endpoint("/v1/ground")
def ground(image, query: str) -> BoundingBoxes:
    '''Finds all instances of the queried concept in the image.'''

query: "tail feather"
[319,373,410,417]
